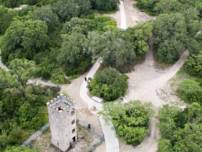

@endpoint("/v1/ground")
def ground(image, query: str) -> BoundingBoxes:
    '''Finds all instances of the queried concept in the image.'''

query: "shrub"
[91,0,119,11]
[178,79,202,104]
[158,103,202,152]
[89,67,128,101]
[50,68,70,84]
[153,13,187,64]
[5,146,38,152]
[103,101,150,145]
[185,51,202,77]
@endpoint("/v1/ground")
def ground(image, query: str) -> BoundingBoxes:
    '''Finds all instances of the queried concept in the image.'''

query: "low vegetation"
[185,50,202,78]
[103,101,151,145]
[158,103,202,152]
[0,59,58,151]
[89,67,128,101]
[4,146,37,152]
[178,79,202,104]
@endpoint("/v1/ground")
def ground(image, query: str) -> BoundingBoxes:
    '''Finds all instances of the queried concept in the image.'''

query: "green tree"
[126,22,152,57]
[31,5,60,33]
[89,67,128,101]
[8,58,37,84]
[53,0,91,22]
[153,13,187,63]
[0,0,20,8]
[57,32,91,75]
[155,0,182,14]
[0,6,15,34]
[158,103,202,152]
[103,101,150,145]
[91,0,119,11]
[177,79,202,104]
[90,30,136,72]
[185,51,202,77]
[1,19,49,62]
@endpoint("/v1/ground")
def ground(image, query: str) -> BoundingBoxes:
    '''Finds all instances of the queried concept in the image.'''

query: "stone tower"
[47,95,77,152]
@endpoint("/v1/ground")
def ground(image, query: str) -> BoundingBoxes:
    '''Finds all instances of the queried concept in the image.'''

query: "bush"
[1,19,49,63]
[91,0,119,11]
[185,51,202,77]
[89,67,128,101]
[52,0,91,22]
[0,6,15,34]
[178,79,202,104]
[5,146,38,152]
[153,13,187,64]
[103,101,150,145]
[57,32,92,75]
[158,103,202,152]
[50,68,70,84]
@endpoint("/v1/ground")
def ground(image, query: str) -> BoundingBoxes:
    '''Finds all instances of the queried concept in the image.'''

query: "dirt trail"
[125,50,189,108]
[124,0,154,27]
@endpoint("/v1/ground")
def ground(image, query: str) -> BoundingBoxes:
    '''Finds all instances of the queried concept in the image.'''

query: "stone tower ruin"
[47,95,77,152]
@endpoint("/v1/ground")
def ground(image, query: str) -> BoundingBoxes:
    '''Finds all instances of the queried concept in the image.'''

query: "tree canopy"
[103,101,151,145]
[89,67,128,101]
[0,60,58,151]
[57,32,92,75]
[158,103,202,152]
[185,50,202,77]
[177,79,202,104]
[0,6,15,34]
[1,19,49,63]
[31,5,60,33]
[91,0,119,11]
[153,13,187,63]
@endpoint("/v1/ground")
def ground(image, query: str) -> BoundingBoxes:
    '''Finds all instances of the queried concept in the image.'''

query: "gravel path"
[123,0,154,27]
[80,59,120,152]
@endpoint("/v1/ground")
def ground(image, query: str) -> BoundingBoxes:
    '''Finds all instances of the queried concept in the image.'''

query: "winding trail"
[79,1,129,152]
[80,60,120,152]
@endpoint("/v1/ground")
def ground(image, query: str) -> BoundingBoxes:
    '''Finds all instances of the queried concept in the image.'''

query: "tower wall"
[47,96,76,152]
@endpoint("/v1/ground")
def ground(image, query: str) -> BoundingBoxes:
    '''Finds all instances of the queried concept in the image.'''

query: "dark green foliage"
[31,5,60,33]
[89,67,128,101]
[136,0,158,15]
[1,19,49,62]
[158,103,202,152]
[90,23,151,72]
[63,16,116,35]
[0,59,58,151]
[136,0,202,17]
[126,22,153,57]
[178,79,202,104]
[153,13,187,63]
[57,32,92,75]
[185,51,202,77]
[0,0,20,8]
[0,6,15,34]
[91,0,119,11]
[89,30,136,72]
[103,101,150,145]
[100,30,136,71]
[52,0,91,22]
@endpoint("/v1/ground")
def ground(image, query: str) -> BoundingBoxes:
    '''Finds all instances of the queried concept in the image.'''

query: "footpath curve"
[79,1,127,152]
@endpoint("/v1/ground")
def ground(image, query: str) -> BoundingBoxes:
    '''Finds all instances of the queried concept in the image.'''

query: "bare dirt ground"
[124,0,154,27]
[105,0,153,28]
[125,50,188,108]
[32,124,101,152]
[121,50,188,152]
[61,76,103,137]
[61,75,106,152]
